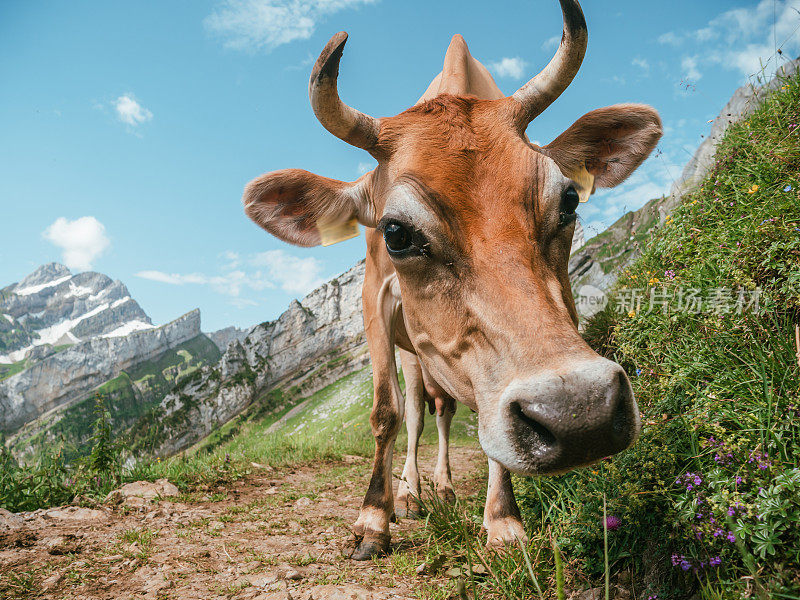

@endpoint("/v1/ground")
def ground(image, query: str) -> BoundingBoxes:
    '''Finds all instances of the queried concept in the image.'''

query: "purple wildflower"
[604,515,621,531]
[709,556,722,567]
[726,532,736,543]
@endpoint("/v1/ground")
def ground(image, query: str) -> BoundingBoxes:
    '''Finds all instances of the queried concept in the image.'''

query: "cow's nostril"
[510,401,557,454]
[611,372,631,437]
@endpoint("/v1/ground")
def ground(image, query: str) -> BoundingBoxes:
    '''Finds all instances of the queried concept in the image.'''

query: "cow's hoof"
[351,532,391,561]
[395,496,424,519]
[395,506,424,519]
[436,487,457,505]
[484,517,528,549]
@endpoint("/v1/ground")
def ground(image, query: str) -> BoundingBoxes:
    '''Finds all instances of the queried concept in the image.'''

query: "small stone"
[471,564,488,575]
[0,508,23,534]
[284,568,302,581]
[342,455,365,464]
[46,535,81,555]
[44,507,107,522]
[251,462,275,472]
[294,497,312,509]
[445,566,463,578]
[112,479,179,501]
[248,572,279,588]
[575,588,602,600]
[41,572,62,591]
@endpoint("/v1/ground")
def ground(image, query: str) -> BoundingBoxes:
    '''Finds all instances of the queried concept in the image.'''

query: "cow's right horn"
[309,32,380,153]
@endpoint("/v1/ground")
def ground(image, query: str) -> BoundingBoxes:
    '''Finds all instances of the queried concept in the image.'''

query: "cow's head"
[244,0,661,475]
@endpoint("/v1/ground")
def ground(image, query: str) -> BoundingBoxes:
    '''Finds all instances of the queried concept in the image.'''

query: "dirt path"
[0,445,486,600]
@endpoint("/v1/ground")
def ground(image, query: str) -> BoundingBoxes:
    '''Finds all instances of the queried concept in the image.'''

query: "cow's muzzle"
[489,358,640,475]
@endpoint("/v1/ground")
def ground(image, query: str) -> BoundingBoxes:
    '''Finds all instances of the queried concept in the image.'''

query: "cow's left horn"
[309,32,380,152]
[511,0,588,128]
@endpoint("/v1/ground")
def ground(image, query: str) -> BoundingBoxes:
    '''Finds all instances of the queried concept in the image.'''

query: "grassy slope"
[193,363,478,464]
[515,72,800,598]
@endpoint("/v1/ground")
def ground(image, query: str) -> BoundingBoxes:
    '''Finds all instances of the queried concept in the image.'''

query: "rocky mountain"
[129,262,368,457]
[569,58,800,294]
[0,265,222,462]
[205,326,248,353]
[0,263,153,365]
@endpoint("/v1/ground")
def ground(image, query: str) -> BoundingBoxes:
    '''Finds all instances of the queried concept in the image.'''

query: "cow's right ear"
[243,169,376,247]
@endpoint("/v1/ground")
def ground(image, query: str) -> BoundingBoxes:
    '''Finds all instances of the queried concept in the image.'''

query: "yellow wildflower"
[747,184,759,194]
[628,310,636,318]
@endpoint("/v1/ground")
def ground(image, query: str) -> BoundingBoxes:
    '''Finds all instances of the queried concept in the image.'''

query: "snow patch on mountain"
[102,320,154,338]
[14,275,72,297]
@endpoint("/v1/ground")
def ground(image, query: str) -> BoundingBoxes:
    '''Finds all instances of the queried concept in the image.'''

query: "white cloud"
[632,57,650,74]
[488,56,528,79]
[657,31,681,46]
[357,161,375,175]
[205,0,378,52]
[681,56,702,82]
[136,269,269,297]
[541,35,561,51]
[43,217,111,271]
[663,0,800,81]
[136,249,326,305]
[114,95,153,127]
[221,250,241,269]
[250,250,325,294]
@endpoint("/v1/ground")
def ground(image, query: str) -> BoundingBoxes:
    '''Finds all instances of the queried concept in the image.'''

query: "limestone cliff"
[130,262,369,457]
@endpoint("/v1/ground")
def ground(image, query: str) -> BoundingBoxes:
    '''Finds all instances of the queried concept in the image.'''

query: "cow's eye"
[562,187,580,214]
[559,187,580,226]
[383,222,413,254]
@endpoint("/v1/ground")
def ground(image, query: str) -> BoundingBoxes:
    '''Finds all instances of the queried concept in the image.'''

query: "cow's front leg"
[352,372,404,559]
[483,458,527,547]
[433,397,456,504]
[396,350,425,519]
[352,272,404,560]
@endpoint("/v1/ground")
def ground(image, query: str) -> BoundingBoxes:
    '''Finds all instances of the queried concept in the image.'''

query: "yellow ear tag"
[317,216,360,246]
[573,168,595,203]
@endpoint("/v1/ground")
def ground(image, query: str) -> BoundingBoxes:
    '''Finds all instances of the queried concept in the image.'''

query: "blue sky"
[2,0,798,332]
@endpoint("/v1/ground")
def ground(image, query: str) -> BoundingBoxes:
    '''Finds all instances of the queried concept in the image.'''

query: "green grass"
[0,358,28,382]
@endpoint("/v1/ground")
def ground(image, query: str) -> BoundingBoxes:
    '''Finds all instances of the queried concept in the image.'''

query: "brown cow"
[244,0,662,560]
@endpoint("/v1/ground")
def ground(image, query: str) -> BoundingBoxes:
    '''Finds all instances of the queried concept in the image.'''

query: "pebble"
[284,568,303,581]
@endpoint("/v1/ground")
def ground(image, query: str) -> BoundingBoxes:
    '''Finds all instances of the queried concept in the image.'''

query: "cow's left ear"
[543,104,662,188]
[243,169,376,247]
